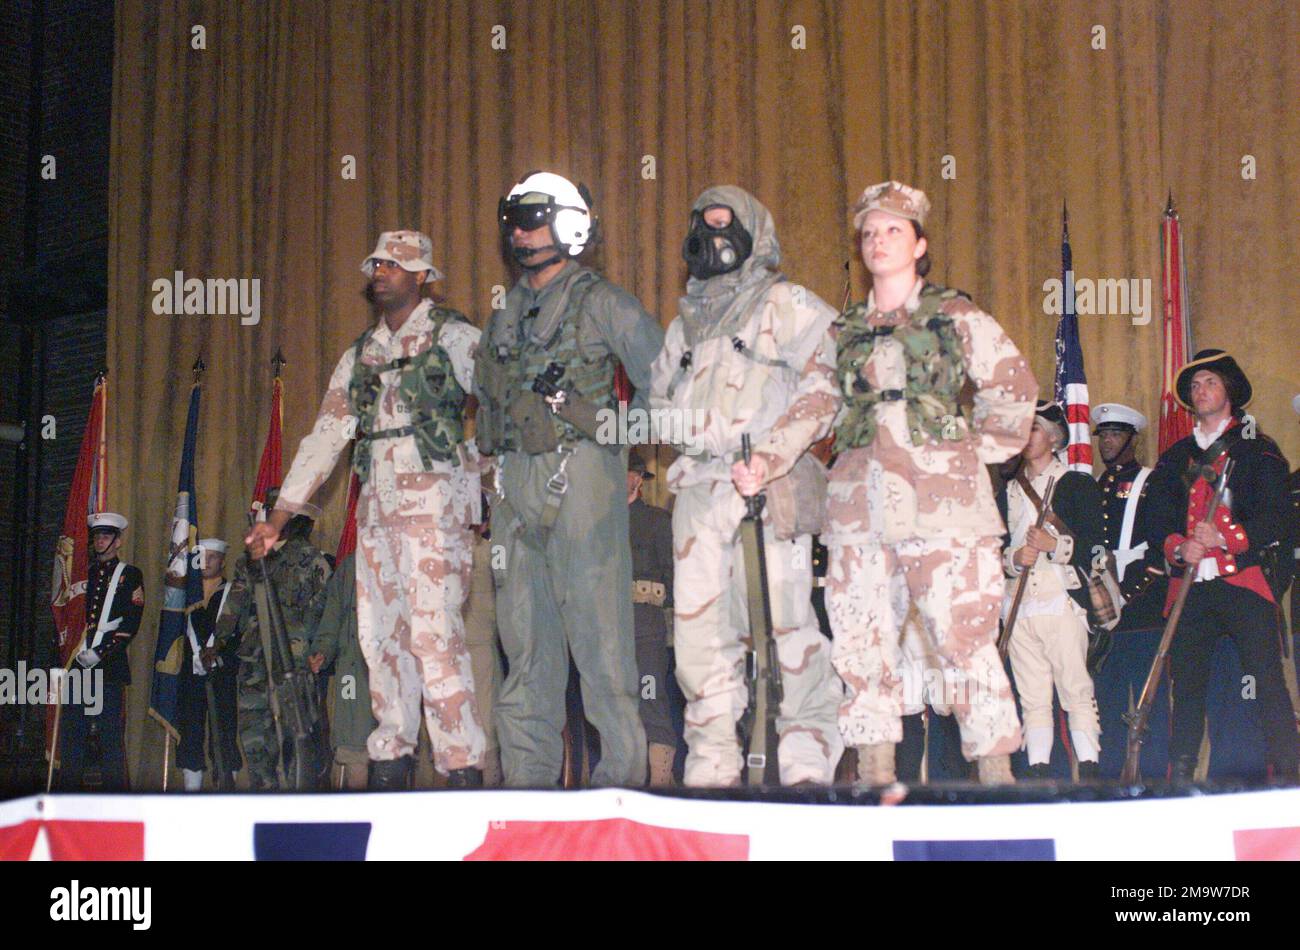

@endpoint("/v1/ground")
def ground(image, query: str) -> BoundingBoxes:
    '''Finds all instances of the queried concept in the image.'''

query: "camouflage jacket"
[276,300,483,530]
[650,279,840,491]
[835,283,967,449]
[348,307,468,481]
[826,277,1037,545]
[214,534,332,656]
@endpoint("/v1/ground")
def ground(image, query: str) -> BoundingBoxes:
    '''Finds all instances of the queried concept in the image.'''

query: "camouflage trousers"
[828,536,1022,760]
[235,633,306,789]
[672,481,844,787]
[356,522,486,772]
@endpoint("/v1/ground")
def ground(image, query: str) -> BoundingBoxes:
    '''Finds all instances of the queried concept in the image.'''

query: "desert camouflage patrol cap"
[361,230,445,283]
[852,180,931,230]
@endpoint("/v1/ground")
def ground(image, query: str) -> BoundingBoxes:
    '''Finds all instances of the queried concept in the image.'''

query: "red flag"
[250,376,283,518]
[613,363,632,405]
[48,375,108,757]
[1159,195,1194,454]
[335,473,361,561]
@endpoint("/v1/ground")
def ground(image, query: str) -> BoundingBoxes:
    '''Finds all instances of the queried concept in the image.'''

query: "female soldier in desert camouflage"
[826,181,1038,786]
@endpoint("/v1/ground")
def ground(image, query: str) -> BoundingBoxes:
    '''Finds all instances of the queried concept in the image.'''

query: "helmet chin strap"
[513,243,564,271]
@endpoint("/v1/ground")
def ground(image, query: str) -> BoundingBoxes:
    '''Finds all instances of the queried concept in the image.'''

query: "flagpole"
[47,370,111,779]
[45,695,63,793]
[95,369,108,511]
[170,356,204,793]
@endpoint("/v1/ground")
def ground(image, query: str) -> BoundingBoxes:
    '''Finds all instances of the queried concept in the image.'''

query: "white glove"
[75,649,101,669]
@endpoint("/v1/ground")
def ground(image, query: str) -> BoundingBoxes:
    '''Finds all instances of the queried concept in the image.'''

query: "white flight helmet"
[499,171,597,261]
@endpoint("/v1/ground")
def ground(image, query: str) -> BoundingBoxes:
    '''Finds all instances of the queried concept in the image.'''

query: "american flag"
[1054,204,1093,472]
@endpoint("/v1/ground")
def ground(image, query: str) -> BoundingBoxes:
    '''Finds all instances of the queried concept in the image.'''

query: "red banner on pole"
[48,375,108,757]
[50,376,107,664]
[1159,195,1194,455]
[335,473,360,561]
[250,376,283,518]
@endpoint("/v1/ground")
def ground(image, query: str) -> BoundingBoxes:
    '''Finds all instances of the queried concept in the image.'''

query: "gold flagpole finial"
[192,356,206,381]
[272,348,286,378]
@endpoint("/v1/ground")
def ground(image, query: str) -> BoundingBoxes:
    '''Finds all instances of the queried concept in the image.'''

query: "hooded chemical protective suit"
[650,185,845,787]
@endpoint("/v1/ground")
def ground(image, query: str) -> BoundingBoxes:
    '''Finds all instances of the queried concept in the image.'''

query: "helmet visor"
[499,198,553,233]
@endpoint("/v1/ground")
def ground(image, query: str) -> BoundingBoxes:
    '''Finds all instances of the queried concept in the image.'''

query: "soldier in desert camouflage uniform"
[650,185,844,787]
[215,488,331,789]
[827,181,1037,786]
[245,230,488,789]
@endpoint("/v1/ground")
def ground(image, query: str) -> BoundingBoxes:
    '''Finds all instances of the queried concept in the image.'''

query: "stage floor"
[2,781,1298,860]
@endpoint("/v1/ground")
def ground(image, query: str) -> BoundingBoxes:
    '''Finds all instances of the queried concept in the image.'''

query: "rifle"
[1122,458,1235,784]
[204,677,233,790]
[737,434,783,786]
[997,476,1057,660]
[249,529,320,791]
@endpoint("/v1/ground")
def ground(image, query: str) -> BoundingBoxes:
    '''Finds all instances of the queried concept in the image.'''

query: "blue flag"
[148,382,204,737]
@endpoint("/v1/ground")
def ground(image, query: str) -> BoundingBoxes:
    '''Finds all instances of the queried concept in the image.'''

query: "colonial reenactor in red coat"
[1145,350,1298,782]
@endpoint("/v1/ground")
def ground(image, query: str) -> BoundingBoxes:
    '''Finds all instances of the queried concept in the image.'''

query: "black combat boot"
[1025,763,1053,780]
[1169,755,1197,784]
[368,756,413,791]
[446,768,484,788]
[1076,761,1101,782]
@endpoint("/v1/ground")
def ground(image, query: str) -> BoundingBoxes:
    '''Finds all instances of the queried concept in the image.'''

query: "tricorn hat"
[1175,349,1252,411]
[1034,400,1069,450]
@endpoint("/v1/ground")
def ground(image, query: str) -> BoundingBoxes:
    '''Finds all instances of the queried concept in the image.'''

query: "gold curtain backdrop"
[107,0,1299,783]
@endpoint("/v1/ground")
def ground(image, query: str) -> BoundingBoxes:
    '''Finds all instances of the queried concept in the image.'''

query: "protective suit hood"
[680,185,784,344]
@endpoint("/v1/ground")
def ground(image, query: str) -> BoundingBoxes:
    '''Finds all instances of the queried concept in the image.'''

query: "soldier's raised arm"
[276,349,360,517]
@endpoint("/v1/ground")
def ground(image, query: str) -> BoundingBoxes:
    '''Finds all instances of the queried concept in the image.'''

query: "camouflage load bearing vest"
[346,306,468,482]
[835,283,969,450]
[491,271,617,452]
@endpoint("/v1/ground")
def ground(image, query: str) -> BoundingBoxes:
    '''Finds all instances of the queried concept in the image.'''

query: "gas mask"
[681,205,753,280]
